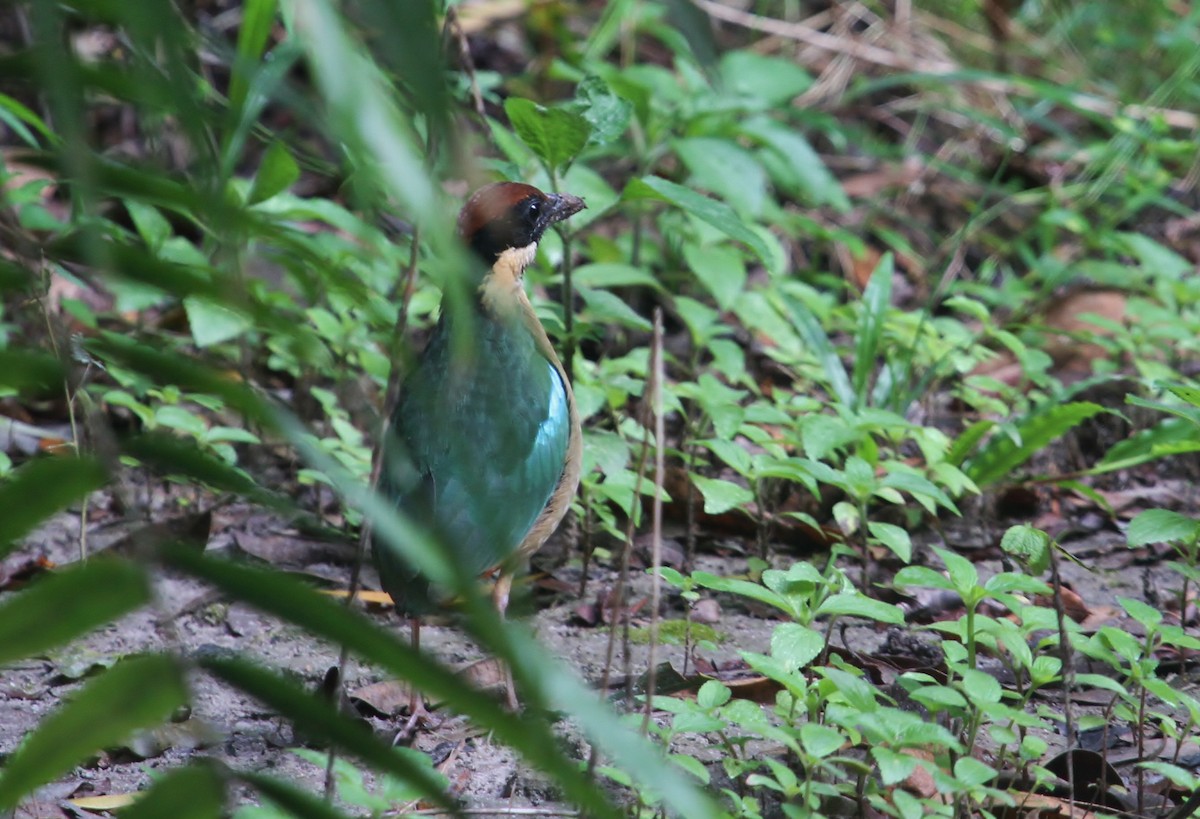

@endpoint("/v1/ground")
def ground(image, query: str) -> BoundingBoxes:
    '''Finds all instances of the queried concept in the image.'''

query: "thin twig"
[641,309,664,734]
[1047,542,1077,818]
[586,341,657,776]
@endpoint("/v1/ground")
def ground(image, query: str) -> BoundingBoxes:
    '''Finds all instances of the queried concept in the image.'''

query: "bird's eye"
[525,200,541,218]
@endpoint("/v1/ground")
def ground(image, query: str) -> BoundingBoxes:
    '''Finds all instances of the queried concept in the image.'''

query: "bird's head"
[457,182,586,270]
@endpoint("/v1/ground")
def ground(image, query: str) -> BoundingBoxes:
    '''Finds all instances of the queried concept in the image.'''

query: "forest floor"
[3,462,1196,817]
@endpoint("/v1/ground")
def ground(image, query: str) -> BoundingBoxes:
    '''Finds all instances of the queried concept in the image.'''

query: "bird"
[373,181,585,710]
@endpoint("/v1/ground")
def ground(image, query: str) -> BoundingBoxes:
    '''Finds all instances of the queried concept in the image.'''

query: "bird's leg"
[492,572,520,711]
[394,617,428,745]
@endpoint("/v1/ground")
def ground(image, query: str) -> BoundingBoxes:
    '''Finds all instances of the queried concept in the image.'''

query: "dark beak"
[544,192,586,226]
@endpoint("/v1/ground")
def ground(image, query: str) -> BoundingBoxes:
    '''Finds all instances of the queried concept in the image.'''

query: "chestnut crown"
[457,182,585,262]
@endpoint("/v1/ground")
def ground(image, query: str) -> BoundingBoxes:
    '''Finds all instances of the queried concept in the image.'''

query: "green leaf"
[0,654,188,808]
[817,593,905,625]
[960,669,1002,705]
[999,524,1050,574]
[0,559,151,667]
[184,296,252,347]
[718,51,812,106]
[1096,418,1200,473]
[237,770,350,819]
[1128,508,1200,546]
[953,756,997,788]
[683,242,746,311]
[799,723,844,759]
[571,262,660,290]
[777,290,855,408]
[1119,596,1163,628]
[965,402,1106,487]
[935,546,978,595]
[674,137,767,218]
[740,117,849,211]
[0,456,108,559]
[578,285,652,330]
[569,76,632,146]
[0,350,64,393]
[200,656,456,812]
[771,622,824,669]
[868,521,911,562]
[623,175,771,264]
[946,419,996,467]
[872,747,918,786]
[121,432,282,507]
[691,475,754,515]
[505,97,591,173]
[228,0,279,116]
[248,140,300,205]
[910,684,967,712]
[696,680,731,709]
[119,761,227,819]
[894,565,955,592]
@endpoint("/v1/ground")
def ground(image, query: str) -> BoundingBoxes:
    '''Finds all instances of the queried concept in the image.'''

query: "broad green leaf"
[1096,419,1200,474]
[719,50,812,106]
[683,242,746,311]
[800,723,844,759]
[237,770,349,819]
[0,654,187,808]
[946,419,997,467]
[693,571,789,613]
[872,747,918,787]
[569,76,632,146]
[868,521,911,562]
[691,474,754,515]
[505,97,591,173]
[165,548,712,817]
[0,350,63,392]
[953,756,997,788]
[571,262,660,290]
[1128,508,1200,546]
[894,565,955,592]
[960,669,1002,705]
[119,761,227,819]
[248,140,300,205]
[696,680,731,709]
[289,0,438,226]
[200,657,455,812]
[1168,384,1200,410]
[910,684,967,712]
[674,137,767,218]
[935,546,978,595]
[578,285,652,330]
[816,593,905,625]
[965,402,1106,487]
[0,558,150,667]
[121,432,283,507]
[0,456,108,559]
[771,622,824,669]
[740,117,849,211]
[184,296,252,347]
[1118,596,1163,628]
[999,524,1050,574]
[623,175,771,264]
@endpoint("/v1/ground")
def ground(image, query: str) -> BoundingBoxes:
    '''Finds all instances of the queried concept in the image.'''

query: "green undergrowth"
[0,0,1199,816]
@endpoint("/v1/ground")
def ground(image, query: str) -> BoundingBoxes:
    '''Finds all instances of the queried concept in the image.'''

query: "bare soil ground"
[2,477,1191,816]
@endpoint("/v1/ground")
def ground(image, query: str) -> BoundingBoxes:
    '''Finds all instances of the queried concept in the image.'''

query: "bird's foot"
[391,696,434,746]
